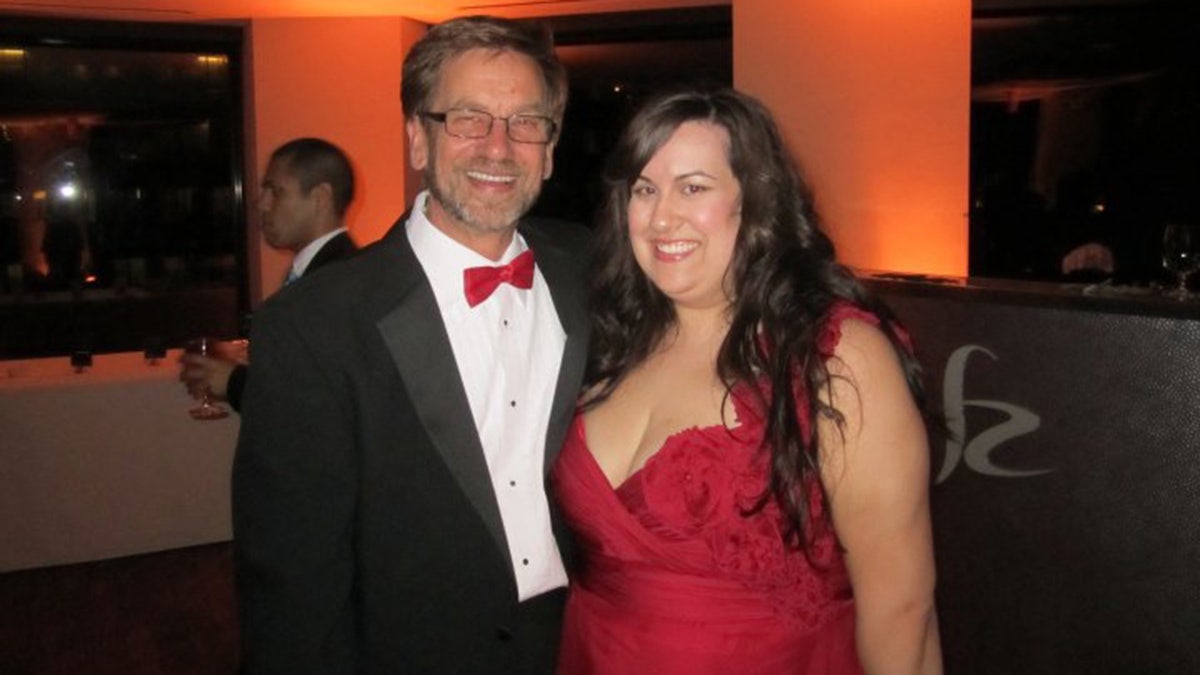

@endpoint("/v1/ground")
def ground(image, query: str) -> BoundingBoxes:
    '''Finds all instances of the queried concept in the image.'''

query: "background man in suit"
[232,16,589,674]
[179,137,357,412]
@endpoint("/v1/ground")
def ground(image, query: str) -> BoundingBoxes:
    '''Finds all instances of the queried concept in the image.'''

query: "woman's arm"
[818,318,942,675]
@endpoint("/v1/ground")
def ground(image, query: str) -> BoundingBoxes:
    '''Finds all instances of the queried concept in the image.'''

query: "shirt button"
[510,400,517,408]
[522,558,529,566]
[509,480,517,487]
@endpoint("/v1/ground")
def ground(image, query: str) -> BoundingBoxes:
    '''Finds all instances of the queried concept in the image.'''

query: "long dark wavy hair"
[584,87,927,553]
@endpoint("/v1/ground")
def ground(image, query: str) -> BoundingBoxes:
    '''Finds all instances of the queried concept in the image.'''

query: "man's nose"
[479,119,515,157]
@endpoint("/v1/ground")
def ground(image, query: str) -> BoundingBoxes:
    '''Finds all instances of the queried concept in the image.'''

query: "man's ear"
[541,139,556,181]
[407,117,429,171]
[312,182,335,214]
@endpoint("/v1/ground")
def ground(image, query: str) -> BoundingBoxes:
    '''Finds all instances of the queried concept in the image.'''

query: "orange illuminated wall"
[734,0,970,275]
[245,17,422,304]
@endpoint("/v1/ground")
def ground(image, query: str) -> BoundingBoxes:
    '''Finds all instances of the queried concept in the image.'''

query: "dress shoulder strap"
[816,302,882,358]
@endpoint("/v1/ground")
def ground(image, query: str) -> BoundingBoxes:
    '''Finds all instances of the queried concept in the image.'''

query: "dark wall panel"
[879,287,1200,674]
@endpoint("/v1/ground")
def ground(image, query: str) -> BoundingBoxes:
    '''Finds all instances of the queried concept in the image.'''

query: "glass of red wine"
[184,337,230,420]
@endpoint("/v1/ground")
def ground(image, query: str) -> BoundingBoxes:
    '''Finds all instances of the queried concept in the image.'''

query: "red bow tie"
[463,250,535,307]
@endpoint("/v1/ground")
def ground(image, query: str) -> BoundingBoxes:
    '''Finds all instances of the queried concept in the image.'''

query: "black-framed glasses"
[420,109,557,144]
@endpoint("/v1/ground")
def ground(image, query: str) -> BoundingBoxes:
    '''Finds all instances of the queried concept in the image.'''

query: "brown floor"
[0,542,238,675]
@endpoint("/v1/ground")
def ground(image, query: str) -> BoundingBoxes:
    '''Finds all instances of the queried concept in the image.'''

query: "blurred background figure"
[179,137,356,411]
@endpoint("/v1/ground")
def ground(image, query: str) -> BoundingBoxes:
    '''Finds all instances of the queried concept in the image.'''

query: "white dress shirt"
[288,226,347,281]
[406,191,568,601]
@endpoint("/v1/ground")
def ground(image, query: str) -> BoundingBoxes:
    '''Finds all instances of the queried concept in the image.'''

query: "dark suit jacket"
[226,230,357,411]
[232,216,590,674]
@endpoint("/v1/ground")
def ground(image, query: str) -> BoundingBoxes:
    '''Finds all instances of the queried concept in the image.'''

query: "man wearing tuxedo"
[179,137,358,412]
[232,16,588,674]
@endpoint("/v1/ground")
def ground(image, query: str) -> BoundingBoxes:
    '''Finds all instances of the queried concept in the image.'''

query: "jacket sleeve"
[226,364,247,413]
[231,298,358,674]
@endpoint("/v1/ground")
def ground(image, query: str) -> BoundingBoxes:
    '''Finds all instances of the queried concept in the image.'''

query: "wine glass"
[1161,222,1199,299]
[184,337,230,420]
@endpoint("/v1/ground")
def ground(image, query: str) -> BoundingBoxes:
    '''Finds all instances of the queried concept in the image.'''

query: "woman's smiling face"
[627,120,743,311]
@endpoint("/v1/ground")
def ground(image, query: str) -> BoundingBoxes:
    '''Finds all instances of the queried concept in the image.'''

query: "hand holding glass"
[184,337,231,420]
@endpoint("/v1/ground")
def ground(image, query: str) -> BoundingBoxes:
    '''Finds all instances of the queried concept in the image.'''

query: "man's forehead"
[263,158,298,183]
[430,49,546,108]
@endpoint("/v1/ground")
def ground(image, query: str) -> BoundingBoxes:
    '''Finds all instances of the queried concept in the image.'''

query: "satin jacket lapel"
[373,225,510,559]
[524,224,589,474]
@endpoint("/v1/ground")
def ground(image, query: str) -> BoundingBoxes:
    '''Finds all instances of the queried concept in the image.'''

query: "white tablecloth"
[1,350,238,572]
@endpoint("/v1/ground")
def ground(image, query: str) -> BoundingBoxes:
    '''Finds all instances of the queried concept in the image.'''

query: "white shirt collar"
[406,191,529,312]
[290,226,347,279]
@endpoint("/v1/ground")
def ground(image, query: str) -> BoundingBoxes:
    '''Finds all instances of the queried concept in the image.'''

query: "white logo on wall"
[937,345,1051,484]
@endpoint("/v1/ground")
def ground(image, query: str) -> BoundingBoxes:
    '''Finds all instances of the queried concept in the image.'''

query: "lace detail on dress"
[617,382,851,628]
[637,426,748,537]
[817,303,882,357]
[554,301,879,670]
[818,301,915,357]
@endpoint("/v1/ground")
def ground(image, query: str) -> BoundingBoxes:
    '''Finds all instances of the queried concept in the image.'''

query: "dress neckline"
[574,384,758,494]
[574,416,731,494]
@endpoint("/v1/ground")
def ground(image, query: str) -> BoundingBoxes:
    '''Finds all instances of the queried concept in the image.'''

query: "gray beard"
[423,161,539,235]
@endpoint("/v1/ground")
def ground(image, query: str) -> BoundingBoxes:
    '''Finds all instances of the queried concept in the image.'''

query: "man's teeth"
[466,171,516,183]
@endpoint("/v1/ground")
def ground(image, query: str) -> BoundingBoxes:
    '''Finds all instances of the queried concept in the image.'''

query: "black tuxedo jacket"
[232,215,589,674]
[226,230,358,412]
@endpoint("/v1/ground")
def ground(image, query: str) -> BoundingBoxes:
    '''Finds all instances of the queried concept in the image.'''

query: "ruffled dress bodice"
[552,305,876,674]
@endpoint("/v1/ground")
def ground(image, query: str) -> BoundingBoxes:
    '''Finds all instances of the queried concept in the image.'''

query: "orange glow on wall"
[734,0,970,275]
[245,17,416,304]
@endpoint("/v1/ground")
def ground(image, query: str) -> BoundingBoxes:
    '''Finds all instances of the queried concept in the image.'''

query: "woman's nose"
[648,196,674,232]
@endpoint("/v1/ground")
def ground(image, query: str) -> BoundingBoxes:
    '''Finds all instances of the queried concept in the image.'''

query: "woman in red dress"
[552,88,942,675]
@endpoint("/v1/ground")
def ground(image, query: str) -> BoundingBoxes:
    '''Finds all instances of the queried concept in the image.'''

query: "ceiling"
[2,0,1184,95]
[1,0,1173,22]
[0,0,1178,26]
[0,0,725,25]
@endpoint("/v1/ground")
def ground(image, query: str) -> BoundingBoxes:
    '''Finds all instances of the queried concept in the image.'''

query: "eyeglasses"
[421,109,557,144]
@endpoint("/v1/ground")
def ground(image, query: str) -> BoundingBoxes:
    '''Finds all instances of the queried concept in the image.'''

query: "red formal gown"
[553,305,877,675]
